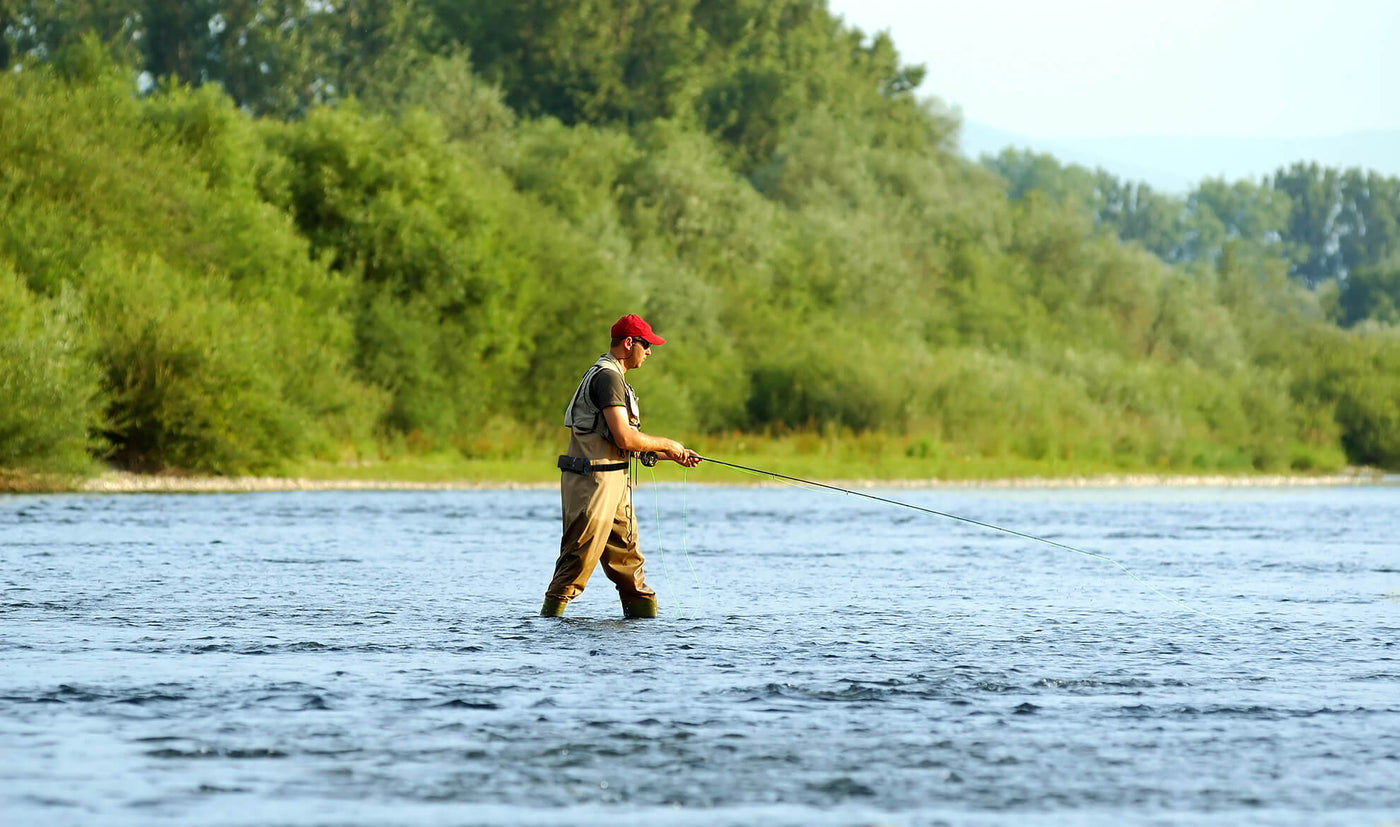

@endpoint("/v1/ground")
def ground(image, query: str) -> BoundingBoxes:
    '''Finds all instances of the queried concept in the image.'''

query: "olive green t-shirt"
[589,368,628,411]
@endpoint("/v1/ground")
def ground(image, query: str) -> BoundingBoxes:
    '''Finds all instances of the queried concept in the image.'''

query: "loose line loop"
[647,463,705,617]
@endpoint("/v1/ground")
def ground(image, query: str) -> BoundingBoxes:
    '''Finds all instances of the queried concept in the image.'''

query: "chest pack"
[562,354,640,445]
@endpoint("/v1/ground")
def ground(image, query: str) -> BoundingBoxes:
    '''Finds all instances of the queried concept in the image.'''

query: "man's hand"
[602,407,702,467]
[665,441,702,467]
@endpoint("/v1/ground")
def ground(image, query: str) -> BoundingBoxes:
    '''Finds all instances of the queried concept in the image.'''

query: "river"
[2,480,1398,826]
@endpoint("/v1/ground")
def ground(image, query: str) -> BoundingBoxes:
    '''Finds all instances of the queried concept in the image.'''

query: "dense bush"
[0,264,102,473]
[1,9,1396,476]
[1,55,375,473]
[84,253,318,473]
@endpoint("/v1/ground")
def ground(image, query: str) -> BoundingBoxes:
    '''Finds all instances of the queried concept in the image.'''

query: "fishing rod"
[698,455,1227,622]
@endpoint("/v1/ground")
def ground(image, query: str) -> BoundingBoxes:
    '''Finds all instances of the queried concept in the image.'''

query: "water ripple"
[1,485,1398,826]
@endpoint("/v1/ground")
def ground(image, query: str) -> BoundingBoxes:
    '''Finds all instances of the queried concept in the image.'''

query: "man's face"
[623,336,652,369]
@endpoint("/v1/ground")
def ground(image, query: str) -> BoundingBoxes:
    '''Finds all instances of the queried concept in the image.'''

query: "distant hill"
[960,121,1400,193]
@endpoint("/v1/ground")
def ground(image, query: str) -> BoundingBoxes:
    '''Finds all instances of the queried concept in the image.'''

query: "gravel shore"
[70,468,1388,493]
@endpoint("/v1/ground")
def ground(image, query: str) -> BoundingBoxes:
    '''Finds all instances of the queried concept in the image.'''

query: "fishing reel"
[637,451,659,467]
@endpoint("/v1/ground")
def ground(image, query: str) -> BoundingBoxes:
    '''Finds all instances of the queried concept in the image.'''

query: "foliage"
[1289,326,1400,468]
[1,51,377,472]
[258,104,631,442]
[1,5,1398,477]
[984,150,1400,295]
[1338,258,1400,327]
[0,263,102,473]
[84,252,317,473]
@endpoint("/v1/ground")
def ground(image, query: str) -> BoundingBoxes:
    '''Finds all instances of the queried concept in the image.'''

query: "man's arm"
[601,406,701,467]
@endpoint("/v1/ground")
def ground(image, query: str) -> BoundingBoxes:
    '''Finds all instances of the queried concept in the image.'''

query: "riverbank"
[3,437,1389,495]
[4,466,1379,494]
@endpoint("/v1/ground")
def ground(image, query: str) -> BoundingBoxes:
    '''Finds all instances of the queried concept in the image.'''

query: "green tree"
[86,252,317,474]
[429,0,702,127]
[1335,168,1400,277]
[5,6,1399,476]
[2,60,377,471]
[984,150,1187,263]
[0,263,102,473]
[0,0,139,71]
[1273,162,1344,285]
[1182,178,1292,264]
[1339,259,1400,327]
[1291,326,1400,468]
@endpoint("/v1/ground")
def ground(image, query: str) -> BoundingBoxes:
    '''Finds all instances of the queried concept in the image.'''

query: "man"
[540,313,701,618]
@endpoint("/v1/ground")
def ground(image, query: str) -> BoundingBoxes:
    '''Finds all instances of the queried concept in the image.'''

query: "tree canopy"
[3,1,1398,477]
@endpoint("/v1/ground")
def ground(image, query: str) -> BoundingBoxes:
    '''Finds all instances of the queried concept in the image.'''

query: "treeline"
[2,1,1398,477]
[986,150,1400,316]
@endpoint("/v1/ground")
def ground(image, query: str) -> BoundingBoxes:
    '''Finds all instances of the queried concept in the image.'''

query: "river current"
[2,480,1398,826]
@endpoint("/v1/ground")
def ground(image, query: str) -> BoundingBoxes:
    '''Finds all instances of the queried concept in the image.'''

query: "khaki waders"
[542,355,657,618]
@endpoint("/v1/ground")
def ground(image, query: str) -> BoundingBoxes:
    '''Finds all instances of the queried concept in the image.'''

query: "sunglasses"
[632,338,651,351]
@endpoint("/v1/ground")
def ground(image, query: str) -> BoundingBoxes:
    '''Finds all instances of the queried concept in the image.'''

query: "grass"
[3,428,1359,493]
[0,470,86,493]
[282,428,1351,487]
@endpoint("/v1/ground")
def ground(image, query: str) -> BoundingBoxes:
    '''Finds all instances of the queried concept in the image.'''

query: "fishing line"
[647,464,706,617]
[700,456,1228,623]
[646,464,682,616]
[679,466,705,608]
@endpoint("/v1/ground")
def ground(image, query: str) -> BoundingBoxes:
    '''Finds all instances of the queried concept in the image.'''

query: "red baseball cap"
[610,313,666,345]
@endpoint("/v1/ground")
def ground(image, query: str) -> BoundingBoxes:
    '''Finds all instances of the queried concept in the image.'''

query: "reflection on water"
[2,483,1398,826]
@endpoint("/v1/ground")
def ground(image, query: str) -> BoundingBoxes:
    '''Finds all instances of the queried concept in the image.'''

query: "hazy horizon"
[959,121,1400,193]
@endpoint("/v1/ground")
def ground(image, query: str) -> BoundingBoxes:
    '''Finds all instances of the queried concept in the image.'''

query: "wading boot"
[621,597,658,619]
[540,597,567,617]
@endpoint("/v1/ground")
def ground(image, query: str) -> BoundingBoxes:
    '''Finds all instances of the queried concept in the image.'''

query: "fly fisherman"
[540,314,702,618]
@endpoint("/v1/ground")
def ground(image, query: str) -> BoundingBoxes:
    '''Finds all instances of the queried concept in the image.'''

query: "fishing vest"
[563,354,640,449]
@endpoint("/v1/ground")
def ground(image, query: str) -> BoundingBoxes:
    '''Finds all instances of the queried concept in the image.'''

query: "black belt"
[558,455,629,475]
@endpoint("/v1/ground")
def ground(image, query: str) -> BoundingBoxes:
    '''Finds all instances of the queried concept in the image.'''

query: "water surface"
[2,481,1398,826]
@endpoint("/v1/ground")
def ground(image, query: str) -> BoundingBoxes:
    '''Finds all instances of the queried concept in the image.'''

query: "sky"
[823,0,1400,140]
